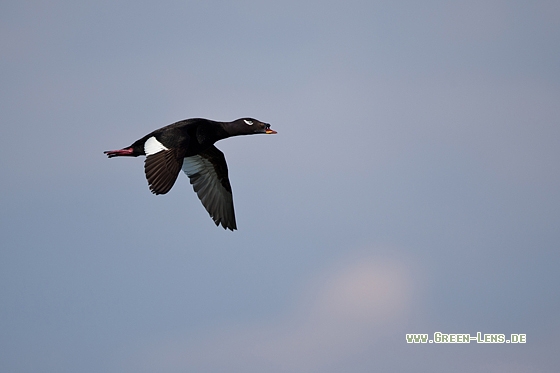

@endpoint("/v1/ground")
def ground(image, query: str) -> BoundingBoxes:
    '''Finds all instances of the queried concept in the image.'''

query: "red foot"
[104,147,134,158]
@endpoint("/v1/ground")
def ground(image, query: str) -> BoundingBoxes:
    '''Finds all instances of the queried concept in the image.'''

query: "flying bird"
[104,117,277,230]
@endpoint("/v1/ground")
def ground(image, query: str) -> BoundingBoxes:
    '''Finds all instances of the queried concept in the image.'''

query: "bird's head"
[225,118,277,136]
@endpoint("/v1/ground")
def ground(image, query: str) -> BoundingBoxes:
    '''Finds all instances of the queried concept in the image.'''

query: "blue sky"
[1,1,559,372]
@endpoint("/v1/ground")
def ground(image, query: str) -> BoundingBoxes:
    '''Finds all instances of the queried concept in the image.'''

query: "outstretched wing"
[182,145,236,230]
[144,137,185,195]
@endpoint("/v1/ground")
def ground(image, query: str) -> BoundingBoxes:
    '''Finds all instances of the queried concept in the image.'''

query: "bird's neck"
[196,121,231,146]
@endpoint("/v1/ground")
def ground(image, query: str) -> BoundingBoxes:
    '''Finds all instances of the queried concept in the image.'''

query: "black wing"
[182,145,236,230]
[144,148,186,195]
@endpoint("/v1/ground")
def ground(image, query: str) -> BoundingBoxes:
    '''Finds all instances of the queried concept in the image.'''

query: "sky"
[1,0,559,372]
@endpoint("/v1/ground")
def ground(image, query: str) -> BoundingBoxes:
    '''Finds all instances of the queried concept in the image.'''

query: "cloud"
[127,255,414,373]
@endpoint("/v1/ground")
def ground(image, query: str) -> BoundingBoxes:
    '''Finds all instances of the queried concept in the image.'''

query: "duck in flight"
[104,118,277,231]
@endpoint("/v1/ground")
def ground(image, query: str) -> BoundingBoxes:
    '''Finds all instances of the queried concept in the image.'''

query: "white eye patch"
[244,119,253,125]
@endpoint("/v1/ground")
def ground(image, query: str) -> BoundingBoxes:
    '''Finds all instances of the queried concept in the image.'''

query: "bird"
[104,117,277,231]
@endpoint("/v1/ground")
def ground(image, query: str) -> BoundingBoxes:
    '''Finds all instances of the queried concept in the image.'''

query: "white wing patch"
[144,136,168,156]
[244,119,253,125]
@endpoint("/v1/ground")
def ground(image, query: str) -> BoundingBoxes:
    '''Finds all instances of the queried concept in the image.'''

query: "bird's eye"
[244,120,253,125]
